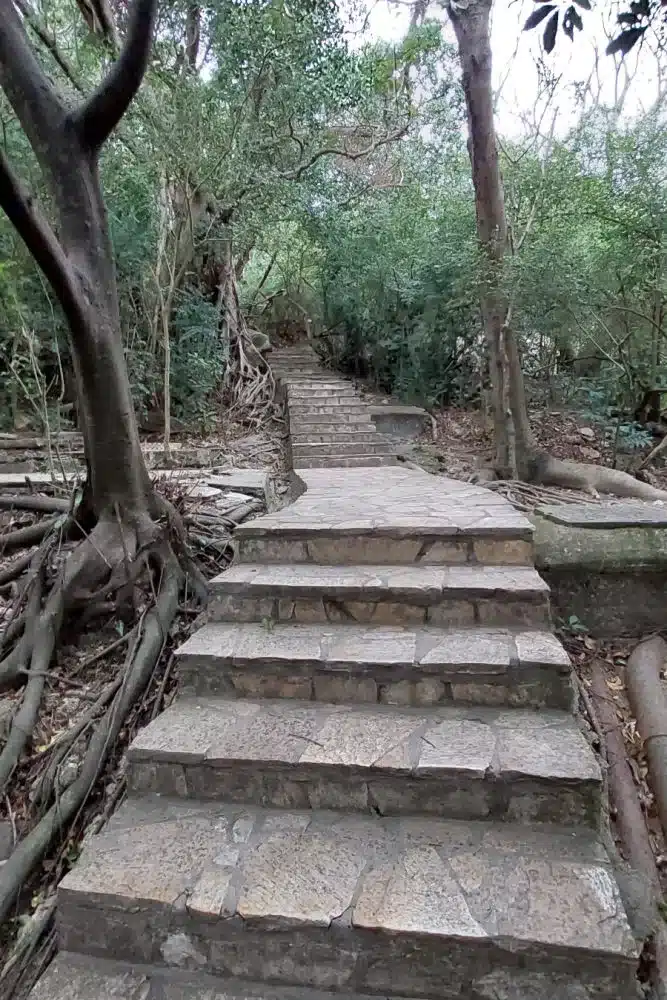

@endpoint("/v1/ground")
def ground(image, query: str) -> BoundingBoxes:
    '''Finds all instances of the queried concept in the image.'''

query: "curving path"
[30,348,638,1000]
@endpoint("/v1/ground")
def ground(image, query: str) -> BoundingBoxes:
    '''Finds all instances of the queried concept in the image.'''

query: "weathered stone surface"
[239,466,532,539]
[32,952,435,1000]
[210,565,550,630]
[539,501,667,528]
[369,405,430,441]
[175,623,573,709]
[473,539,533,565]
[55,799,637,997]
[127,698,600,824]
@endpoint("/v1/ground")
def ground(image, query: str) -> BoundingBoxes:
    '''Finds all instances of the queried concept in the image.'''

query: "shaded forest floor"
[409,404,667,493]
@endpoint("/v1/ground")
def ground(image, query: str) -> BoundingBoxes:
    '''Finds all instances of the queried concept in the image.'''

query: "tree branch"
[0,0,67,157]
[0,148,88,339]
[13,0,86,96]
[281,124,409,182]
[75,0,157,151]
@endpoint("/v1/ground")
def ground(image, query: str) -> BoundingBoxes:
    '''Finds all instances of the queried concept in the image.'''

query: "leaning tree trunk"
[0,0,157,526]
[447,0,667,500]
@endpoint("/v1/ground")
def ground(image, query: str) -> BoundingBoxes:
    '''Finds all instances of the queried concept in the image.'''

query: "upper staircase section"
[271,344,397,468]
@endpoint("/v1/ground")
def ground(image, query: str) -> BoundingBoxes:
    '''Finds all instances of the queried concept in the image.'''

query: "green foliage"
[3,0,667,444]
[308,152,479,406]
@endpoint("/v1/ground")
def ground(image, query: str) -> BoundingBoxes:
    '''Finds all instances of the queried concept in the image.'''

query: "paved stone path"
[272,345,397,468]
[31,350,638,999]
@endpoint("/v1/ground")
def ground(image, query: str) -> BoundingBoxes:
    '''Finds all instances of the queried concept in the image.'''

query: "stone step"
[32,954,434,1000]
[236,521,532,566]
[289,392,358,402]
[56,798,637,999]
[210,564,551,628]
[127,697,598,826]
[176,622,573,709]
[289,407,376,430]
[297,455,396,468]
[292,434,382,447]
[286,378,351,386]
[289,382,355,392]
[289,404,370,415]
[291,444,395,460]
[291,425,378,438]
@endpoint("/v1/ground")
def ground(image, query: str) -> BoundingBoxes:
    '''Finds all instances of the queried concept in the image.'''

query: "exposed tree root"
[0,479,261,991]
[0,557,182,925]
[534,454,667,501]
[0,496,69,514]
[0,519,59,554]
[474,451,667,501]
[0,550,35,588]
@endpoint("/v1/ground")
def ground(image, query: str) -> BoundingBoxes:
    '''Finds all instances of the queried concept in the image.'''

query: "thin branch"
[13,0,86,96]
[0,0,66,156]
[282,124,409,182]
[75,0,158,151]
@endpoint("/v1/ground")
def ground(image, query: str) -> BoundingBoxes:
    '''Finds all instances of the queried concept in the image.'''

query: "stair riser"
[295,457,395,468]
[290,423,375,433]
[127,756,597,827]
[291,436,381,447]
[289,406,369,415]
[55,905,635,1000]
[210,593,551,629]
[289,389,356,397]
[236,535,533,566]
[179,654,573,710]
[291,446,394,459]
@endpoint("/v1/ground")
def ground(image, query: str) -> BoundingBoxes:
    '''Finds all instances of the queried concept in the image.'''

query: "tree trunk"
[57,154,154,517]
[446,0,667,500]
[0,0,158,523]
[448,0,535,479]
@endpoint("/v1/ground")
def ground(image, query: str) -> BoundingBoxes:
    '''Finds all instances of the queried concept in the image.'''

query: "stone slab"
[55,799,637,998]
[30,953,422,1000]
[238,467,533,539]
[205,470,269,499]
[176,623,572,709]
[295,456,396,469]
[369,405,430,442]
[126,699,599,825]
[538,501,667,529]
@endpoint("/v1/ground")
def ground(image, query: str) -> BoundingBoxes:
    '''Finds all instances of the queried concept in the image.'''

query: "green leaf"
[543,9,559,52]
[606,25,647,55]
[523,5,556,31]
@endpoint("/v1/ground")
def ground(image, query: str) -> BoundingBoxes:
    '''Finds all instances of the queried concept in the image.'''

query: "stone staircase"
[271,345,396,468]
[31,352,639,1000]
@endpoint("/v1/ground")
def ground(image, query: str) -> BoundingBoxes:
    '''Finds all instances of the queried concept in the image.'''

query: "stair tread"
[128,696,599,788]
[57,797,635,966]
[177,621,569,671]
[236,468,532,538]
[211,563,549,597]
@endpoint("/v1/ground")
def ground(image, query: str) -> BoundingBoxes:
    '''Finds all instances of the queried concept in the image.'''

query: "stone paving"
[31,349,639,1000]
[272,345,397,468]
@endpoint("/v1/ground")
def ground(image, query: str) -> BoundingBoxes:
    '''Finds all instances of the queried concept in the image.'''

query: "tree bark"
[0,0,157,522]
[447,0,667,500]
[448,0,535,479]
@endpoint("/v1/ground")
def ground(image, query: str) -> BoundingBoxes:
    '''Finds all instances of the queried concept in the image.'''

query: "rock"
[578,427,596,440]
[580,447,601,460]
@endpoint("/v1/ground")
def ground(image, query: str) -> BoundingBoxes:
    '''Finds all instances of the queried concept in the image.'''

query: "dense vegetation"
[2,0,666,452]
